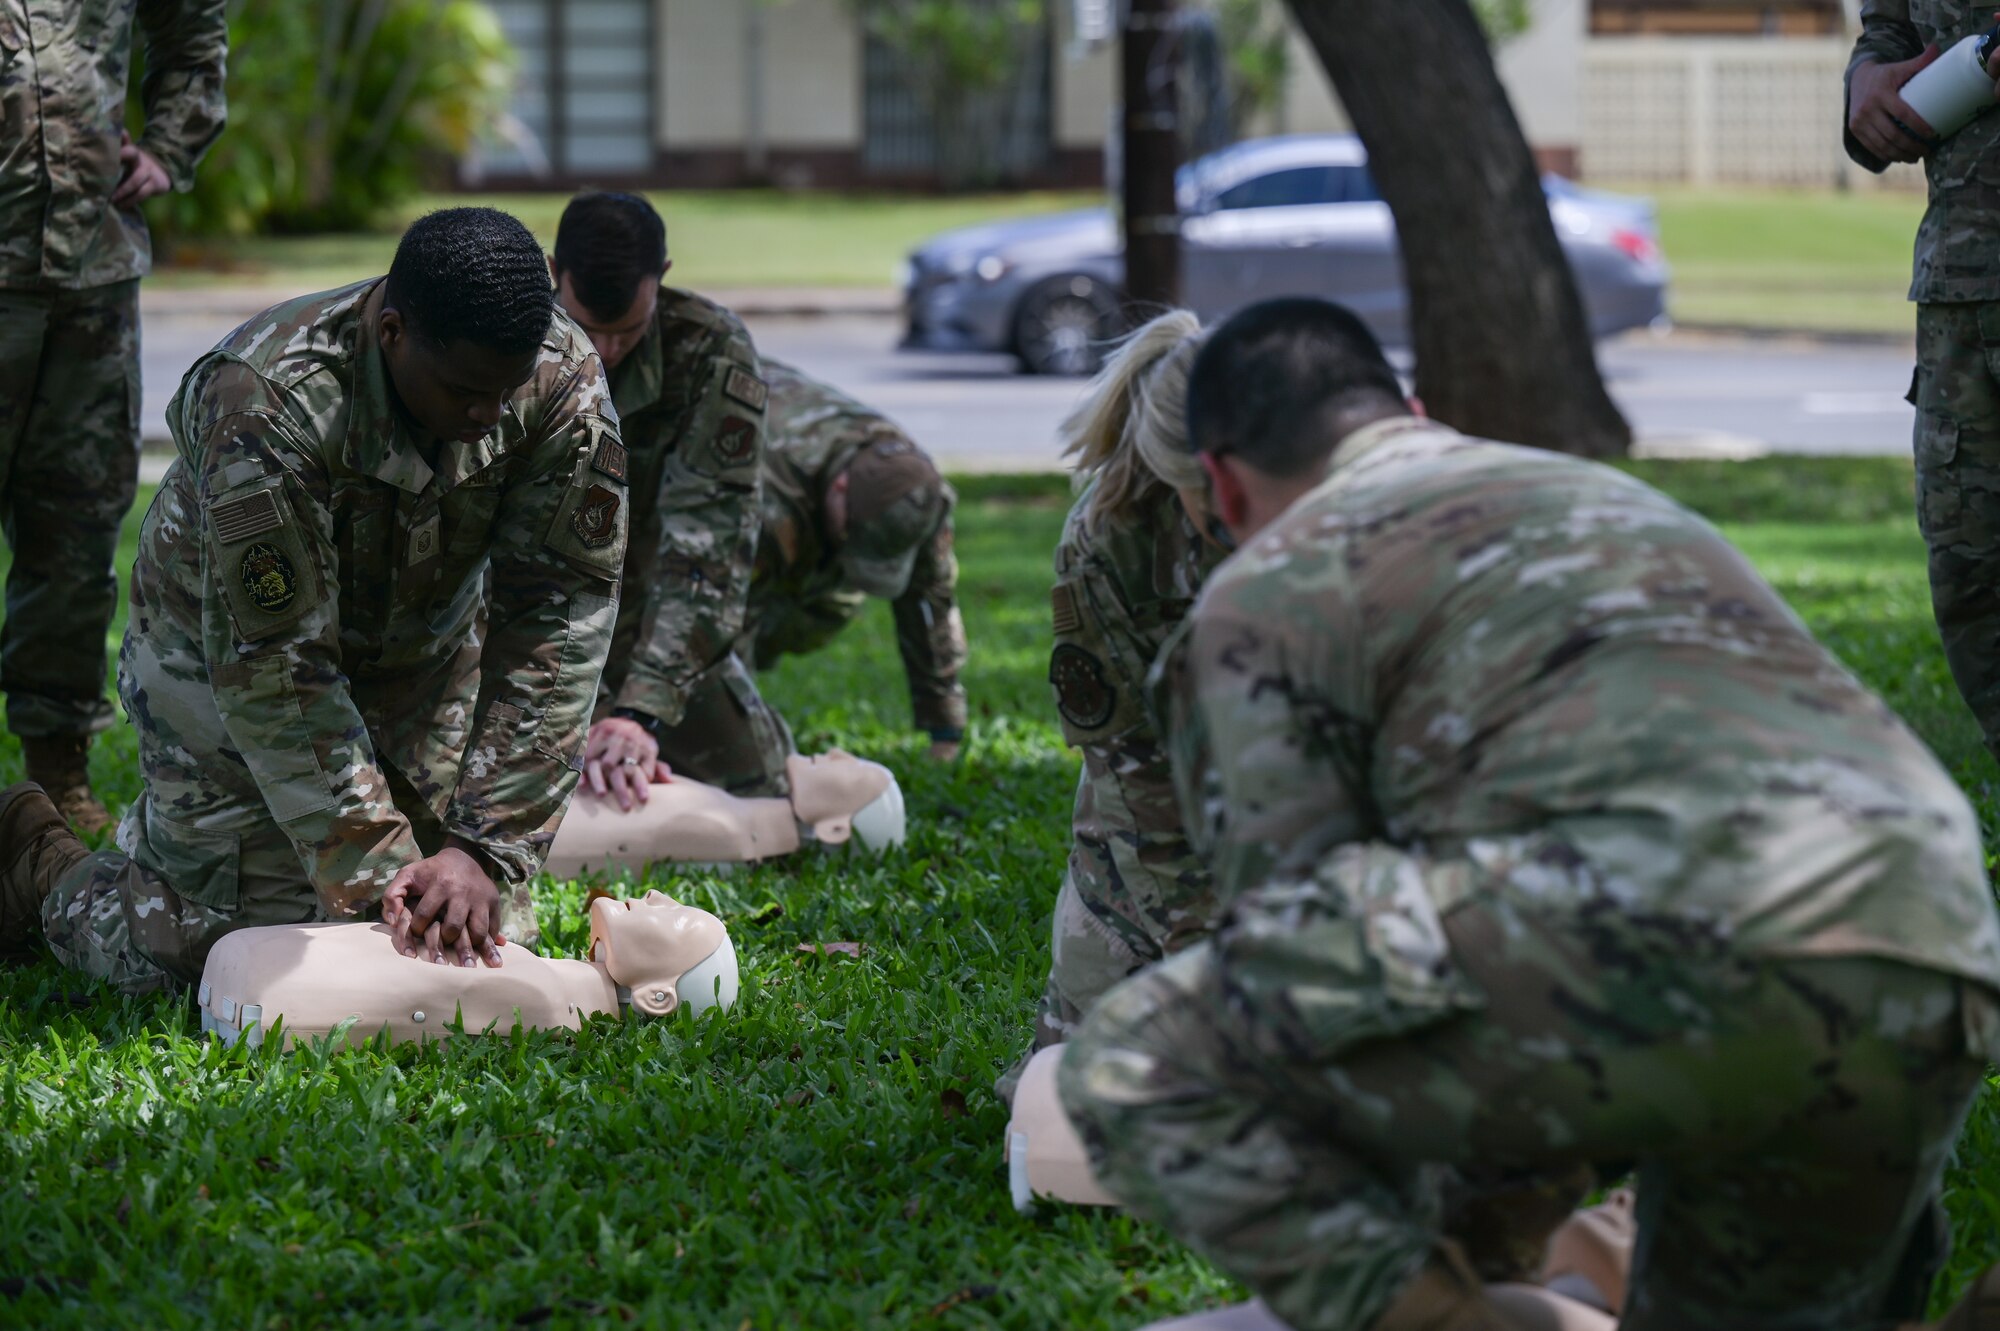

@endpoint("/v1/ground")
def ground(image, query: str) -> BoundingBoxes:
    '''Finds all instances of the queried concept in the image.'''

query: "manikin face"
[377,307,539,447]
[554,267,665,372]
[588,890,738,1017]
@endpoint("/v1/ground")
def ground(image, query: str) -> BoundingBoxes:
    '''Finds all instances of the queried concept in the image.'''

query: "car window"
[1215,166,1339,210]
[1336,166,1382,203]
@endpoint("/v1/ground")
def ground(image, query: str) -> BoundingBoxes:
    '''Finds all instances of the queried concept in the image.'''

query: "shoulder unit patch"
[1049,643,1115,731]
[723,366,768,413]
[571,484,621,549]
[240,542,299,613]
[716,416,757,465]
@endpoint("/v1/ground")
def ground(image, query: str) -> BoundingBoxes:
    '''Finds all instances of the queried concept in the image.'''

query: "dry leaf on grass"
[795,941,865,958]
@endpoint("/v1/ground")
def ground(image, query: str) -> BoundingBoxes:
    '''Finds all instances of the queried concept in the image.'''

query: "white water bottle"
[1901,24,2000,141]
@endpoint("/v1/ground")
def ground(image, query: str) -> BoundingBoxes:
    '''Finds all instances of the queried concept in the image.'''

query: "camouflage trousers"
[999,741,1218,1102]
[1911,301,2000,763]
[0,280,141,737]
[1061,843,1989,1331]
[648,650,794,798]
[43,775,544,996]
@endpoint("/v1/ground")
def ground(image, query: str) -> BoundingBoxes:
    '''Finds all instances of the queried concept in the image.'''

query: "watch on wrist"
[926,726,965,744]
[612,706,667,744]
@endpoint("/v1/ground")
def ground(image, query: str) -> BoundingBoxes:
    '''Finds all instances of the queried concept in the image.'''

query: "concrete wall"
[1266,0,1584,158]
[661,0,861,150]
[646,0,1585,181]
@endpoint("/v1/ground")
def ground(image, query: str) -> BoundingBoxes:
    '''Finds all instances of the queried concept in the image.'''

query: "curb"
[1665,321,1913,350]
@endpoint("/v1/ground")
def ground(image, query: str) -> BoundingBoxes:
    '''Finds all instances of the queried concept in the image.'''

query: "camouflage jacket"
[0,0,228,289]
[1846,0,2000,301]
[598,286,766,728]
[1049,479,1227,936]
[140,278,624,914]
[751,358,968,734]
[1163,417,2000,987]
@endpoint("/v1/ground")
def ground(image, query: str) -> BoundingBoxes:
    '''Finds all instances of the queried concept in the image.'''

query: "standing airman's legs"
[1914,302,2000,763]
[0,280,142,833]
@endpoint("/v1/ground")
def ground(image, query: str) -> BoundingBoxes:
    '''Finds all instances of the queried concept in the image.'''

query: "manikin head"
[1184,297,1414,543]
[550,191,671,372]
[378,207,555,447]
[588,890,739,1018]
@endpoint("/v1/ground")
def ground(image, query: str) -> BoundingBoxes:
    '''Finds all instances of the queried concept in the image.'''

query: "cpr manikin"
[198,890,737,1048]
[543,750,906,879]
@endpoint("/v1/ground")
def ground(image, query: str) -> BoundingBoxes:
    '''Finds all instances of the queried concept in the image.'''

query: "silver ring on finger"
[620,756,641,767]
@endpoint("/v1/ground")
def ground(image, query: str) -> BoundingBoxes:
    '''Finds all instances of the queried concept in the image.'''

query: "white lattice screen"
[1582,37,1924,191]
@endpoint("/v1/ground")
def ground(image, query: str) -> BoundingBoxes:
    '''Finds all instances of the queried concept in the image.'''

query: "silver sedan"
[901,134,1671,375]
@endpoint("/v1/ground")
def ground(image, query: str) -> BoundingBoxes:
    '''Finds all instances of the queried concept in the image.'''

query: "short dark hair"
[1185,297,1406,478]
[552,192,667,322]
[384,207,553,357]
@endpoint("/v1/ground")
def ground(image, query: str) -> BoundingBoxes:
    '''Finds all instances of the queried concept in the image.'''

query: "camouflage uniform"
[40,280,625,992]
[0,0,227,738]
[1061,419,2000,1331]
[748,357,967,744]
[594,287,780,794]
[1848,1,2000,760]
[1016,480,1223,1073]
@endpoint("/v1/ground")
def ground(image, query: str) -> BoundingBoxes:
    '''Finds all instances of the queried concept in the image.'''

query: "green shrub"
[139,0,513,241]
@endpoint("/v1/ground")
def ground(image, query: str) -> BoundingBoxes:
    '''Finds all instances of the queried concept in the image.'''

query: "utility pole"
[1121,0,1181,314]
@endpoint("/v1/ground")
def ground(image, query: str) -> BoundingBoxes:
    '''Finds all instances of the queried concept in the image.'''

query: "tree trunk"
[1123,0,1182,313]
[1282,0,1632,457]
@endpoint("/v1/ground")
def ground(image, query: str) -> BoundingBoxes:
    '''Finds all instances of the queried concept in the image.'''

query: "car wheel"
[1013,275,1122,376]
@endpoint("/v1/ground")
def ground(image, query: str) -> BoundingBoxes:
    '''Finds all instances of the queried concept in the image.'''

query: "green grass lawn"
[148,190,1098,295]
[1627,185,1926,337]
[152,182,1933,337]
[4,459,1999,1326]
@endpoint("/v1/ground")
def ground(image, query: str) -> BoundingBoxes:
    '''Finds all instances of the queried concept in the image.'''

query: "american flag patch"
[1051,584,1081,635]
[210,489,284,544]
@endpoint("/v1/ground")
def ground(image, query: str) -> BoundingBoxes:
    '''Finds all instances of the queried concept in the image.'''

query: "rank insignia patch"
[716,416,756,465]
[241,542,298,613]
[409,515,440,562]
[1049,643,1115,731]
[592,436,628,484]
[571,484,621,549]
[723,366,768,412]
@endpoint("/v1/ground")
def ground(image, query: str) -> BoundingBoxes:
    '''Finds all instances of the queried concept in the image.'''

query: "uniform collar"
[344,279,516,494]
[610,289,669,418]
[1327,414,1454,474]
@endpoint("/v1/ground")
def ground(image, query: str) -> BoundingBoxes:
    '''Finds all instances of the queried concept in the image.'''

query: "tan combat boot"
[0,782,90,956]
[23,733,111,834]
[1912,1265,2000,1330]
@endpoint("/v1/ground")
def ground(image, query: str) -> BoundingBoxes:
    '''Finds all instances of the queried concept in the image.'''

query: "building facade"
[467,0,1587,189]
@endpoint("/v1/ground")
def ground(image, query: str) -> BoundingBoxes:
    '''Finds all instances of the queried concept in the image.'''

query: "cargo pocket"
[136,801,243,913]
[1221,844,1486,1066]
[208,654,339,821]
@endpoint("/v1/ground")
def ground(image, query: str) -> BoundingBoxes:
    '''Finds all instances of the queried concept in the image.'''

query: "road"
[137,306,1921,473]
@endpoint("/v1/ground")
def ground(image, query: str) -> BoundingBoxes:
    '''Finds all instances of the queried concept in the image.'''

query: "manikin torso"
[199,891,738,1048]
[543,749,903,878]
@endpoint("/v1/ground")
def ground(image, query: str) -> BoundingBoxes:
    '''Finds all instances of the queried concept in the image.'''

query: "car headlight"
[975,254,1009,283]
